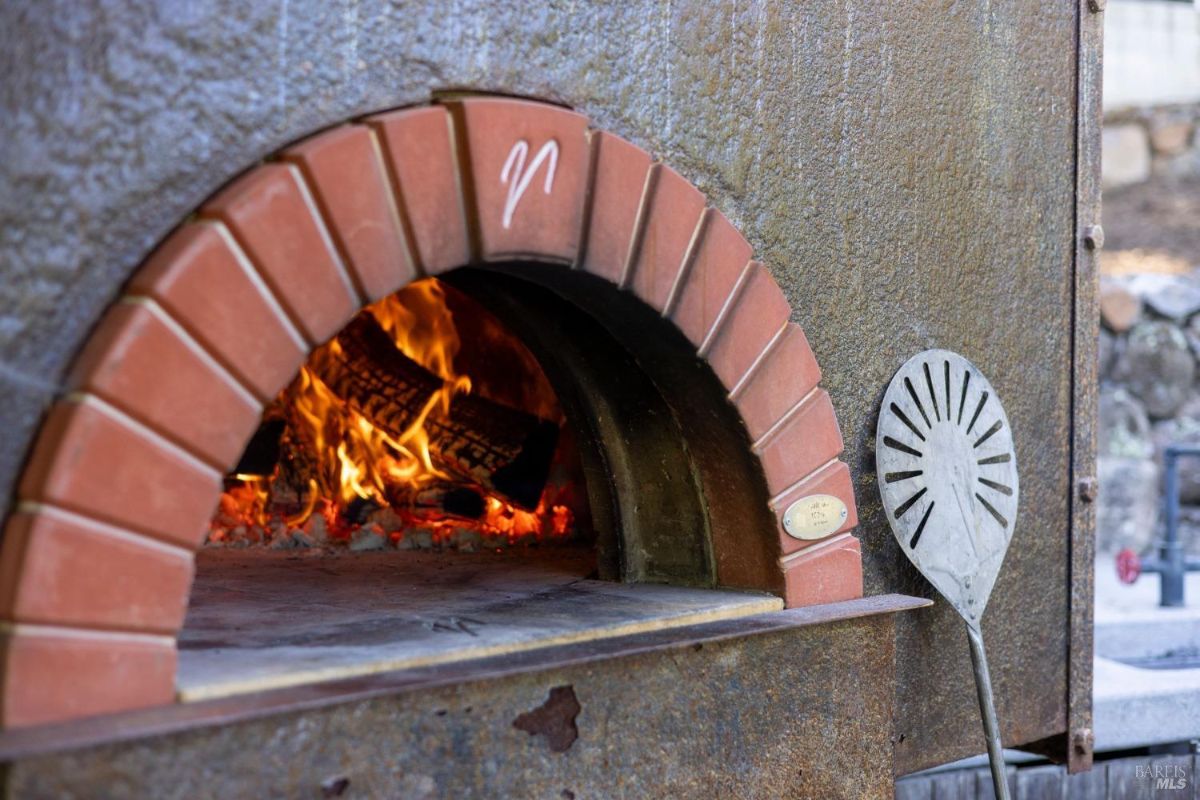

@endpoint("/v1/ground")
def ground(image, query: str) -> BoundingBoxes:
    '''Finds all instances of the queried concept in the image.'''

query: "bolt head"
[1073,727,1094,753]
[1087,0,1105,12]
[1078,476,1098,502]
[1083,225,1104,251]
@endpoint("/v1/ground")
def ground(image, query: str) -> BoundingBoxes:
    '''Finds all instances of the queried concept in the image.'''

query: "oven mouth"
[179,264,783,700]
[0,97,864,733]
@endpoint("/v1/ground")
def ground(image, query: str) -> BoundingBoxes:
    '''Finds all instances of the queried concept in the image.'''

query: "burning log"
[313,315,559,510]
[211,281,580,551]
[412,483,487,520]
[232,418,286,476]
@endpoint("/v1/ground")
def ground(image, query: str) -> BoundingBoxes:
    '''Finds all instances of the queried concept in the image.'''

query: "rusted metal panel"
[0,0,1088,773]
[787,3,1082,771]
[1067,0,1104,775]
[0,597,927,799]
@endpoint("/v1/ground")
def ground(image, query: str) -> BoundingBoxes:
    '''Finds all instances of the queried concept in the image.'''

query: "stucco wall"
[0,1,1082,773]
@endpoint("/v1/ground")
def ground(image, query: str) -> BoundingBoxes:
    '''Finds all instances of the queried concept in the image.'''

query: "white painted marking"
[0,621,174,646]
[729,320,788,400]
[286,164,362,307]
[500,139,559,229]
[207,221,310,351]
[126,297,262,412]
[67,393,222,481]
[18,501,195,559]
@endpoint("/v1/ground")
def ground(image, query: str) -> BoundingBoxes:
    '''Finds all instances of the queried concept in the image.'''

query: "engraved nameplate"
[782,494,848,540]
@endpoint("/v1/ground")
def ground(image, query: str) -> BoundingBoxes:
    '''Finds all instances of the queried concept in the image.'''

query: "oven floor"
[177,547,782,701]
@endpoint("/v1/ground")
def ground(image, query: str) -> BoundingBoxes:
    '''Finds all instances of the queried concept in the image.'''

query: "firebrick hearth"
[178,550,780,700]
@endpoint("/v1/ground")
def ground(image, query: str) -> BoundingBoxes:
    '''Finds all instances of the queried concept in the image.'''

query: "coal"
[343,496,382,525]
[349,524,387,551]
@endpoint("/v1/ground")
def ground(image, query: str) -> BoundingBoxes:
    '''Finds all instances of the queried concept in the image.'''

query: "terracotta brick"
[284,125,416,303]
[733,323,822,442]
[703,262,791,389]
[628,165,706,312]
[0,629,176,728]
[580,132,653,284]
[668,210,754,346]
[67,300,262,471]
[769,461,858,557]
[0,510,193,633]
[781,534,864,608]
[202,163,358,345]
[755,390,844,498]
[454,98,590,264]
[128,223,308,402]
[18,399,222,549]
[368,106,470,275]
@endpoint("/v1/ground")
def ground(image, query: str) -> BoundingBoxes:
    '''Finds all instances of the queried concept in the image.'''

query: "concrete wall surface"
[1105,0,1200,111]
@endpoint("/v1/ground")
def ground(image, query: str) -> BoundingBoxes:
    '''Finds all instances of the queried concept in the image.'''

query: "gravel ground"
[1102,175,1200,276]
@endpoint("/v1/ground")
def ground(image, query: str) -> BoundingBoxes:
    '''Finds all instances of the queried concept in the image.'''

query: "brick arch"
[0,98,861,729]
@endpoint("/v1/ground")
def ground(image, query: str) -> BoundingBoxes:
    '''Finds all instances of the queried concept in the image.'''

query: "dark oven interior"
[180,265,783,700]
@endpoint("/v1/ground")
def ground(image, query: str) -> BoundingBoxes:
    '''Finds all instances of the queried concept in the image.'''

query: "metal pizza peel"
[876,349,1019,800]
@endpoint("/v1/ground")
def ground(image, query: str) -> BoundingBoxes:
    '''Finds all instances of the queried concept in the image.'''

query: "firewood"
[312,314,558,509]
[411,482,486,520]
[232,418,286,475]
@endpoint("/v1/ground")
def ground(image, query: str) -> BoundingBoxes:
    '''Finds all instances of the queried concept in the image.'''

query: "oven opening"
[178,266,782,700]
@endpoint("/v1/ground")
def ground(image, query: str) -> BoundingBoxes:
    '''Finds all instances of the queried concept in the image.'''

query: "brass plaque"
[782,494,848,540]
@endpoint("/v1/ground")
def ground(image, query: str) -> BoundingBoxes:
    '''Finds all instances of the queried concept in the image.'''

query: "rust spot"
[513,685,581,752]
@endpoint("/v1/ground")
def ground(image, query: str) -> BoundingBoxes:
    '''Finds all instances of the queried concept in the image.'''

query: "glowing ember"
[209,279,578,551]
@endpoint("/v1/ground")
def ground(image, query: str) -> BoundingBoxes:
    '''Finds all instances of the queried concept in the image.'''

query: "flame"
[289,281,471,512]
[225,475,269,526]
[210,279,573,549]
[284,479,320,528]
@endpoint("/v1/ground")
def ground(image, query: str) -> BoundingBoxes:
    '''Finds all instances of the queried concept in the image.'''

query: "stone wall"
[1099,273,1200,554]
[1102,105,1200,190]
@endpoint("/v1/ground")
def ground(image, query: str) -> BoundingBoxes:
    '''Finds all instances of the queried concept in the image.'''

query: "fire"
[214,476,269,528]
[211,279,575,550]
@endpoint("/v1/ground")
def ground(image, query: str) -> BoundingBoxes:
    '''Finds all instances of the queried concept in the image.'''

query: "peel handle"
[966,622,1011,800]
